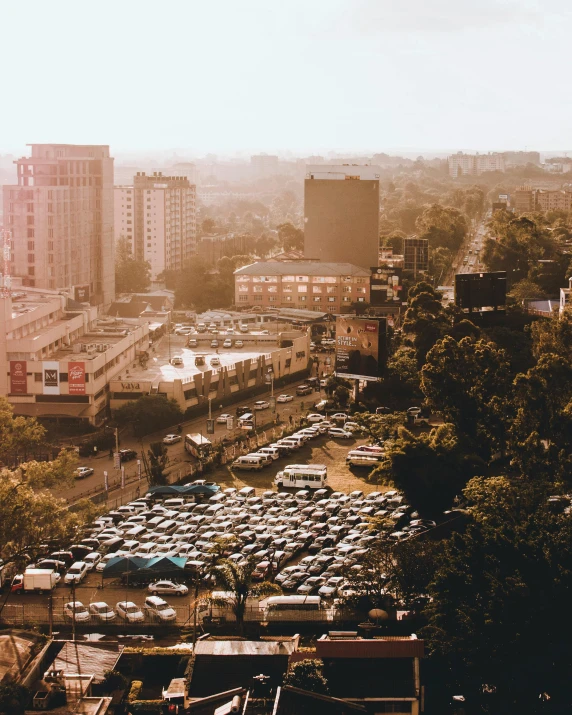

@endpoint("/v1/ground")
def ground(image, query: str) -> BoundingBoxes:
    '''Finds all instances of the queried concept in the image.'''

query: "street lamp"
[265,369,274,397]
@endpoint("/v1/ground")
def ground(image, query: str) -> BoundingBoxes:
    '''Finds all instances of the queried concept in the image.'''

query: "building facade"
[304,165,380,269]
[512,186,572,213]
[448,152,506,177]
[2,144,115,306]
[114,172,196,280]
[196,233,250,266]
[234,261,370,313]
[0,286,149,425]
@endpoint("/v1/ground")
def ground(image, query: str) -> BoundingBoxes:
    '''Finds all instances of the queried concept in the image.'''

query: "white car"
[235,340,244,348]
[306,413,325,423]
[74,467,94,479]
[328,427,353,439]
[144,596,177,622]
[64,561,88,584]
[83,552,102,571]
[64,601,90,622]
[277,394,293,403]
[253,401,270,410]
[148,580,189,596]
[96,553,120,572]
[216,414,232,424]
[210,357,221,367]
[116,601,145,622]
[223,339,232,348]
[89,602,116,622]
[331,413,349,423]
[163,434,182,444]
[344,421,360,433]
[170,356,184,366]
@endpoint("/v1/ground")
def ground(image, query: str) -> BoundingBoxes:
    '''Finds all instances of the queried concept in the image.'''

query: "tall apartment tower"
[304,165,380,270]
[114,172,196,281]
[2,144,115,305]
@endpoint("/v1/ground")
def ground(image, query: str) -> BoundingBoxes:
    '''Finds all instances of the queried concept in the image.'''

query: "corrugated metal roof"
[234,262,370,277]
[194,640,296,656]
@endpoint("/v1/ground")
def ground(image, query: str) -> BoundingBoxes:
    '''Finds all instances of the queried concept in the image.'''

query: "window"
[28,254,34,263]
[327,286,337,294]
[342,286,352,293]
[253,295,262,302]
[282,284,293,293]
[34,373,42,382]
[328,297,336,302]
[27,203,34,213]
[238,295,249,302]
[296,275,309,282]
[254,286,263,293]
[27,241,35,251]
[297,284,307,293]
[267,286,277,293]
[356,287,366,294]
[282,275,295,282]
[269,296,277,302]
[28,266,35,276]
[27,216,34,225]
[48,241,54,251]
[299,296,307,302]
[313,296,321,302]
[342,296,351,302]
[27,228,35,239]
[312,286,322,293]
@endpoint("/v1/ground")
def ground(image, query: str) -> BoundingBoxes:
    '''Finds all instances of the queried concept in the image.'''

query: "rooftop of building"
[194,638,298,656]
[50,320,146,362]
[0,630,45,684]
[235,262,370,277]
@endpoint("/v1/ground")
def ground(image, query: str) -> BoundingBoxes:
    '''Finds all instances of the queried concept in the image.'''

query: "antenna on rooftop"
[0,229,12,298]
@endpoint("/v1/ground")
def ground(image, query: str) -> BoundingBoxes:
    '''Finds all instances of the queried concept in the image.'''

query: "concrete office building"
[114,172,196,281]
[235,261,370,313]
[448,152,506,177]
[2,144,115,306]
[304,165,380,269]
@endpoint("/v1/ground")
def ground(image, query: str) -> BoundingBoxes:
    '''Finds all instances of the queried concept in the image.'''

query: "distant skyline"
[2,0,572,154]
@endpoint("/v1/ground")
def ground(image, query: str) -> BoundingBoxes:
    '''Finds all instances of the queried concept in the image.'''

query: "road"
[456,215,488,275]
[60,373,332,504]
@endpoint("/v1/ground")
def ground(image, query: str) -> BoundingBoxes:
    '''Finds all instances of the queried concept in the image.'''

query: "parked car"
[148,580,189,596]
[296,384,313,396]
[223,339,232,348]
[163,434,182,445]
[187,338,198,348]
[83,553,102,571]
[63,601,90,622]
[89,602,116,622]
[254,401,270,411]
[116,601,144,622]
[170,356,183,366]
[331,413,349,423]
[306,413,325,423]
[328,427,353,439]
[144,595,177,622]
[64,561,88,585]
[195,355,205,367]
[119,449,137,462]
[216,413,232,424]
[234,340,244,348]
[74,467,94,479]
[211,339,219,348]
[277,394,293,403]
[210,357,221,367]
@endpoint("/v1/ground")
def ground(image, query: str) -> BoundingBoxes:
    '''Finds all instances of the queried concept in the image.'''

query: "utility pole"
[71,580,76,641]
[192,579,199,646]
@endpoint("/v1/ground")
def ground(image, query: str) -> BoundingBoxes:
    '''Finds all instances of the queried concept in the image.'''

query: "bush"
[283,659,329,695]
[127,681,143,702]
[102,669,127,693]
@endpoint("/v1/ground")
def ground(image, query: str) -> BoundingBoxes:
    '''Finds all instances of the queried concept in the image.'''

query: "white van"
[346,450,385,467]
[280,436,306,449]
[261,595,328,622]
[125,525,147,540]
[238,413,254,428]
[232,456,265,471]
[274,464,328,489]
[153,520,177,536]
[246,452,273,466]
[205,503,225,518]
[257,446,280,461]
[237,486,256,500]
[163,498,186,510]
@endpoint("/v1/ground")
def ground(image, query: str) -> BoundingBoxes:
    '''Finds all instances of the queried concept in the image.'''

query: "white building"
[114,172,196,281]
[448,152,505,177]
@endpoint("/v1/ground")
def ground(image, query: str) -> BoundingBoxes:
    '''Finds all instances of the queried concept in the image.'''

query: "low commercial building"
[0,287,149,426]
[512,186,572,213]
[234,262,371,313]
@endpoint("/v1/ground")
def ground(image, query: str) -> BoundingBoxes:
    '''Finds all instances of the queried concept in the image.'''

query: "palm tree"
[209,557,281,635]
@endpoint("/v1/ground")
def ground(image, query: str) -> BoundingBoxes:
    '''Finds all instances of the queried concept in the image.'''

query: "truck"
[11,569,59,594]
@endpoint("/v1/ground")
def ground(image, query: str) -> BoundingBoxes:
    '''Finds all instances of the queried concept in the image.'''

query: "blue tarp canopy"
[102,555,148,575]
[146,483,219,497]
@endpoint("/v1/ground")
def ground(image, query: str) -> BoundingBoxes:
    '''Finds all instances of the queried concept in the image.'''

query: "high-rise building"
[2,144,115,305]
[114,172,196,281]
[448,152,506,177]
[304,165,380,269]
[251,154,279,178]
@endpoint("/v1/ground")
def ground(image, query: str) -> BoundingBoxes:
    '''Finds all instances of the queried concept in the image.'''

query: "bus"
[261,595,330,622]
[274,464,327,489]
[185,433,212,458]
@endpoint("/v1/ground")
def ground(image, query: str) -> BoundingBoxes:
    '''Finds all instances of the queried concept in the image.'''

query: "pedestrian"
[289,414,293,426]
[109,448,113,459]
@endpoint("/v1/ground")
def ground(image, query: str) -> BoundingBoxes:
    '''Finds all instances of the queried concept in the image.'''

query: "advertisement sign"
[226,416,235,430]
[68,361,86,394]
[334,317,387,382]
[74,285,90,303]
[103,471,108,491]
[42,361,60,395]
[404,238,429,272]
[206,419,215,435]
[370,266,403,306]
[9,361,27,394]
[269,396,276,411]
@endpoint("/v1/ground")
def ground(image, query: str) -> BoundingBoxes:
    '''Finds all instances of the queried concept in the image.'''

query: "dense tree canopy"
[113,395,183,437]
[115,237,151,293]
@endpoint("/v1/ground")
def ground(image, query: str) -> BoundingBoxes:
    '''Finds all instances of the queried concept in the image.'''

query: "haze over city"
[2,0,572,154]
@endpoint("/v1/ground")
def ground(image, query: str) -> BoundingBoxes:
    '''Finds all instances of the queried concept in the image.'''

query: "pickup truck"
[11,569,59,594]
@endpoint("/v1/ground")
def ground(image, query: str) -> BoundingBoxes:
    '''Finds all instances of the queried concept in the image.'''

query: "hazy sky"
[2,0,572,156]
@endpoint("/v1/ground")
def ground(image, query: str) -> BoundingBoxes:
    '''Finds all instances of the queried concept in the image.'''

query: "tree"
[115,236,151,293]
[0,396,47,465]
[283,660,330,695]
[201,217,216,234]
[209,558,281,634]
[349,301,371,315]
[0,683,30,715]
[276,222,304,251]
[113,395,184,437]
[421,336,512,455]
[415,204,467,253]
[424,475,572,712]
[145,441,169,486]
[530,305,572,360]
[374,423,484,517]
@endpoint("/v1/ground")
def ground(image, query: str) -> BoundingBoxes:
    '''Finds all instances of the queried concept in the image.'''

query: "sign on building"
[455,272,507,312]
[68,361,86,394]
[74,285,90,303]
[42,361,60,395]
[334,316,388,382]
[9,361,27,394]
[403,238,429,274]
[370,266,403,306]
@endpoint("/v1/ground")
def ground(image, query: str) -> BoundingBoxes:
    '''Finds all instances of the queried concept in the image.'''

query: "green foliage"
[115,237,151,293]
[374,424,484,517]
[102,670,128,693]
[421,336,512,454]
[424,475,572,710]
[113,395,184,437]
[146,441,169,487]
[127,680,143,702]
[276,222,304,251]
[0,683,30,715]
[0,396,47,464]
[415,204,467,253]
[283,659,330,695]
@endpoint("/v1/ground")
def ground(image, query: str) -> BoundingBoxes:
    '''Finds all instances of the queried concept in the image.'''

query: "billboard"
[68,361,86,394]
[42,361,60,395]
[455,272,507,312]
[370,266,403,306]
[9,361,27,394]
[334,317,387,381]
